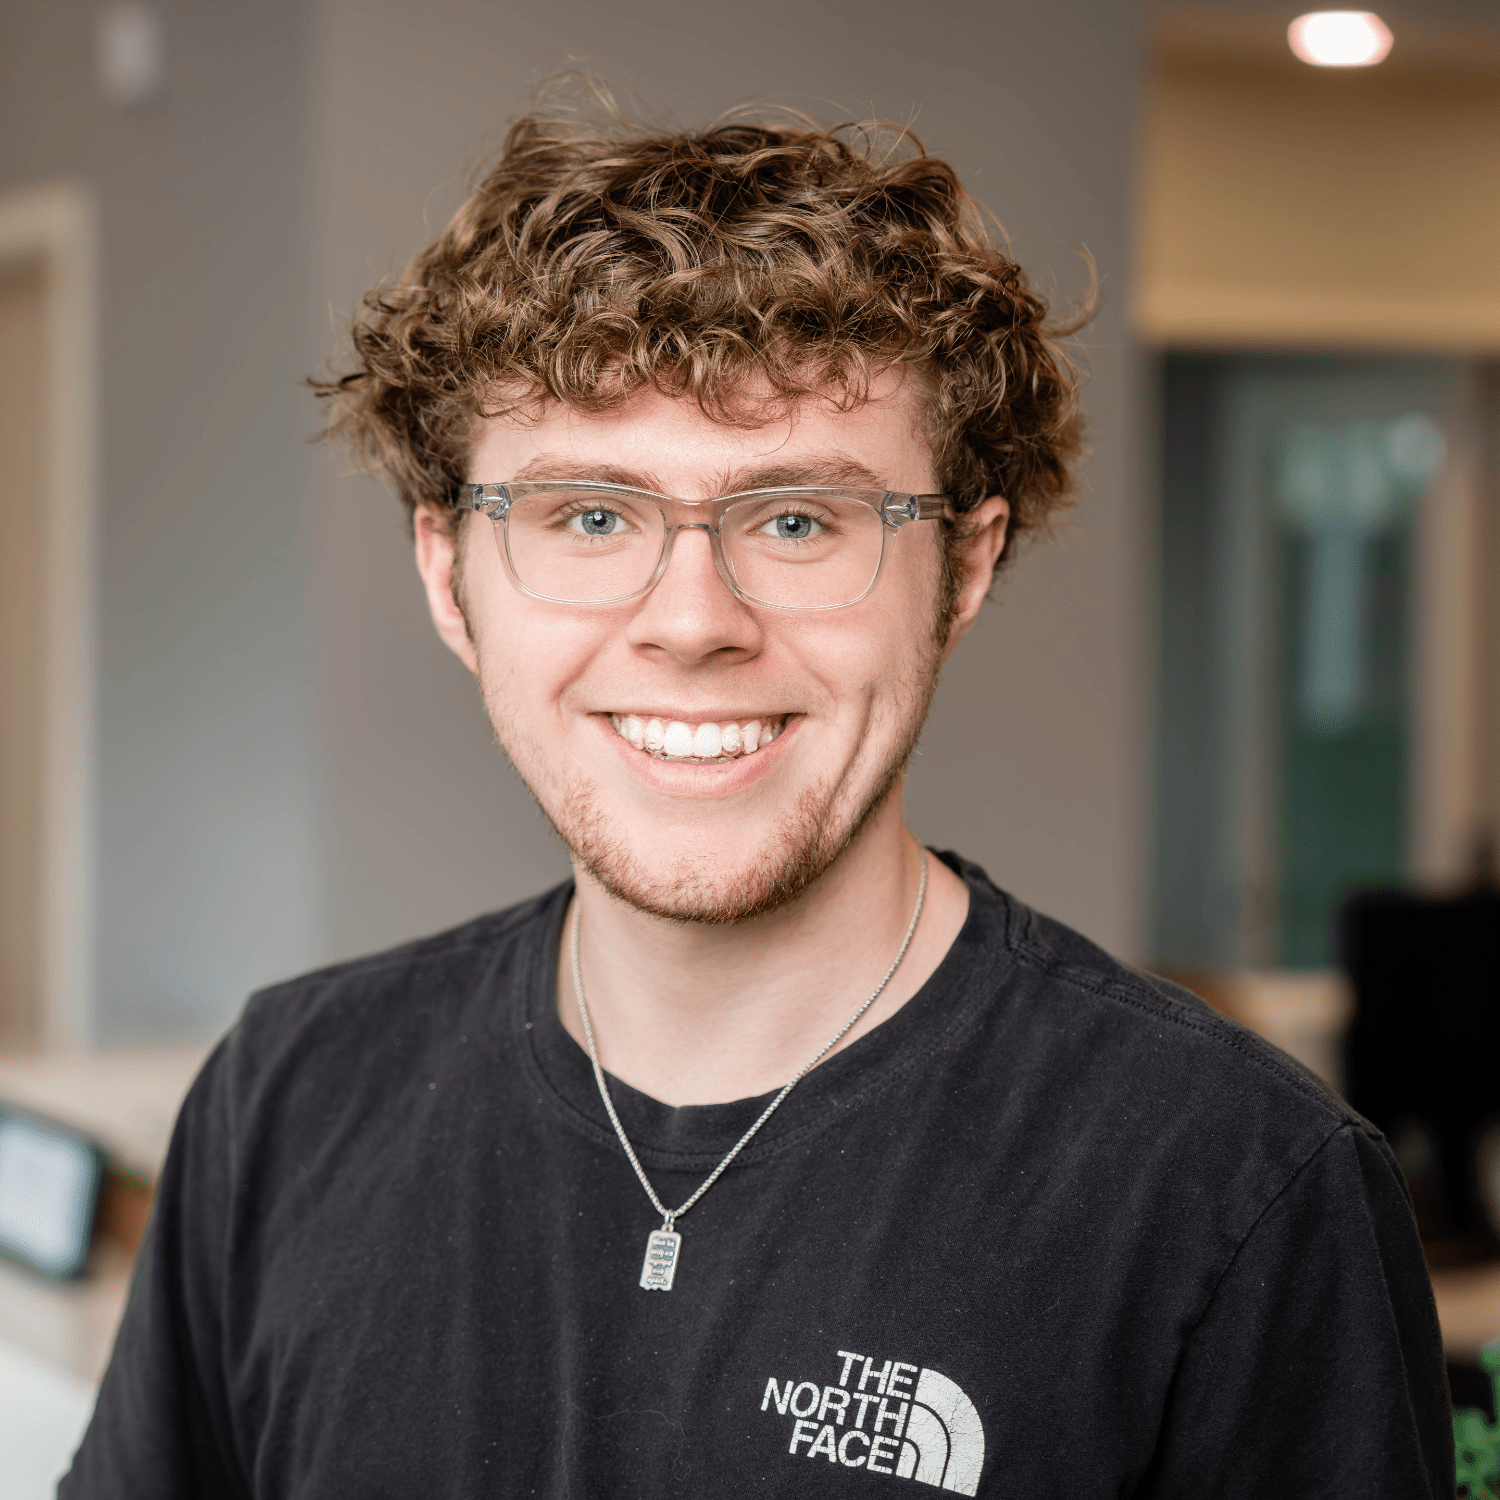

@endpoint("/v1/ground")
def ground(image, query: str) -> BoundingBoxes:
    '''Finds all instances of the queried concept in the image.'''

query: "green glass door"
[1155,356,1453,970]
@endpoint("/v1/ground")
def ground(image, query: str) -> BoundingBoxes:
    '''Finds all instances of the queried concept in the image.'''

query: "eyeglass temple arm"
[882,493,954,529]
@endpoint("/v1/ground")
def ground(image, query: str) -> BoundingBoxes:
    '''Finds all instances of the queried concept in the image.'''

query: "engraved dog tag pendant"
[640,1229,681,1291]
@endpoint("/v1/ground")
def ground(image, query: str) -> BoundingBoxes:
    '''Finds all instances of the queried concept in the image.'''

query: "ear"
[413,504,479,675]
[942,495,1010,656]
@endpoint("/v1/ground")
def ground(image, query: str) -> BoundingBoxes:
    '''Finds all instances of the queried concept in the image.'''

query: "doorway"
[1153,353,1466,970]
[0,184,97,1049]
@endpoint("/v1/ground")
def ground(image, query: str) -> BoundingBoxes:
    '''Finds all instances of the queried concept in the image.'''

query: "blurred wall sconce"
[1288,11,1394,67]
[96,3,167,108]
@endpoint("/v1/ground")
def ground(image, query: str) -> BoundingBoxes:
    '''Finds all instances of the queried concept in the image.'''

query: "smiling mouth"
[608,713,788,763]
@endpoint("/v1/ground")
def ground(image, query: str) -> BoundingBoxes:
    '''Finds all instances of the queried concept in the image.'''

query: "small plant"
[1455,1345,1500,1500]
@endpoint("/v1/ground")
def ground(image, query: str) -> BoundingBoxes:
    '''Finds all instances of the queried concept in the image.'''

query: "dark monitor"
[1341,889,1500,1249]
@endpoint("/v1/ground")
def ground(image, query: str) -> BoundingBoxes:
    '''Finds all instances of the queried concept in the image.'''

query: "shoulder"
[947,856,1375,1228]
[1020,892,1344,1106]
[208,884,568,1117]
[243,885,562,1030]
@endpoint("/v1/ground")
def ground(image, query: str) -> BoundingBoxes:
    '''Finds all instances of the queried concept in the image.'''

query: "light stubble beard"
[555,736,914,926]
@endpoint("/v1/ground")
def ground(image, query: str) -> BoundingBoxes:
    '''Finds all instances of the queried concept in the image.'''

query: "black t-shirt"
[62,856,1453,1497]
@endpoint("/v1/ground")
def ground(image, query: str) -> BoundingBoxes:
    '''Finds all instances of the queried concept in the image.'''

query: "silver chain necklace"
[571,851,928,1291]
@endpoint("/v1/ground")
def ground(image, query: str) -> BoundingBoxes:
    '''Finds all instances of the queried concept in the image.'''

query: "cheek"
[473,613,586,716]
[456,527,563,707]
[906,524,948,602]
[834,533,944,686]
[866,544,947,719]
[781,600,937,731]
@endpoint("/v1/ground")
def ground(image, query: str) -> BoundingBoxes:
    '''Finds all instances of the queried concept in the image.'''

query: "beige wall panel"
[1140,60,1500,349]
[0,263,46,1047]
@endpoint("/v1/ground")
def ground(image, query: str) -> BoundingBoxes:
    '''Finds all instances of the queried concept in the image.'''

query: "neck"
[556,793,971,1105]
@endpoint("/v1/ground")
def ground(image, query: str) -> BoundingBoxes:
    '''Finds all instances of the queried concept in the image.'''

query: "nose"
[624,524,762,665]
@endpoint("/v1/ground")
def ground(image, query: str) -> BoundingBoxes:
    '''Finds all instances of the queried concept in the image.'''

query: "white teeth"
[610,714,786,761]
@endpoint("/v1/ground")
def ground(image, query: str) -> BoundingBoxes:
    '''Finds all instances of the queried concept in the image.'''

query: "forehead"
[468,370,936,498]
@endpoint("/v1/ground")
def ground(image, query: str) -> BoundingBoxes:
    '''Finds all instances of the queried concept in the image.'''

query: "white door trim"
[0,182,99,1046]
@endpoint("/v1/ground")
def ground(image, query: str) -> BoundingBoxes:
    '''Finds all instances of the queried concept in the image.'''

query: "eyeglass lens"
[498,489,887,607]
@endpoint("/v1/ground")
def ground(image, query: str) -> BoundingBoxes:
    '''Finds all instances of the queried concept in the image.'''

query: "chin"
[549,774,895,925]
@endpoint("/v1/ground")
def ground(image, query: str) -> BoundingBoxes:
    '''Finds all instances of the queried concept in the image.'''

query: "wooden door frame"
[0,183,98,1046]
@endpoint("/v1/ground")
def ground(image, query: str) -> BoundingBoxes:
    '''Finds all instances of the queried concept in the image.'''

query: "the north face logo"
[759,1347,984,1494]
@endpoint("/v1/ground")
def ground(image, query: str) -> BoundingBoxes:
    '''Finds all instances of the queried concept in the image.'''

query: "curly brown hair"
[314,83,1087,576]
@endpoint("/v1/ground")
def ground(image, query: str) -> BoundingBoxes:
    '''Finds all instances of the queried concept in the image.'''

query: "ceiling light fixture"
[1288,11,1394,67]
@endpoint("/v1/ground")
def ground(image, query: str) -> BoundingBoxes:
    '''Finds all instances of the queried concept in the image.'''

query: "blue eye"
[572,508,620,536]
[762,513,820,541]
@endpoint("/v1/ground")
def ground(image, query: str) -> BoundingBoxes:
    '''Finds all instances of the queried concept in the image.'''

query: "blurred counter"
[0,1045,210,1181]
[0,1044,209,1383]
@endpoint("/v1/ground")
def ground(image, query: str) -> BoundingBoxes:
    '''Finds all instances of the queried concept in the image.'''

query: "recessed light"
[97,3,168,108]
[1288,11,1394,67]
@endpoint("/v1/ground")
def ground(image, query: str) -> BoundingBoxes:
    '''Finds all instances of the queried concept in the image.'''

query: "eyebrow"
[503,455,891,495]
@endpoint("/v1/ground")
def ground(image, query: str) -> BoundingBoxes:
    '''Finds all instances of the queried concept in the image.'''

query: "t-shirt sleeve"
[1143,1121,1454,1498]
[58,1036,248,1499]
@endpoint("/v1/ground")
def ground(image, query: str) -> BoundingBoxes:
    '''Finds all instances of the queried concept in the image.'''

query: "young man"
[65,103,1451,1497]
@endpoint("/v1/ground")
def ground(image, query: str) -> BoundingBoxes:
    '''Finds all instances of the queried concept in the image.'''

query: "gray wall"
[2,0,1144,1041]
[310,0,1148,968]
[0,0,322,1040]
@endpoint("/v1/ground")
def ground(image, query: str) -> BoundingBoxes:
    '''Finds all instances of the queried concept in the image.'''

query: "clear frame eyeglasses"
[451,481,953,611]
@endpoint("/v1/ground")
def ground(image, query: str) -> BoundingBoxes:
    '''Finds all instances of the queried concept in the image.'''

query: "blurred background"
[1,0,1498,1490]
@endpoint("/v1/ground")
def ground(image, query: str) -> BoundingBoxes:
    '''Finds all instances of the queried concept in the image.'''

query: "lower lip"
[595,715,798,794]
